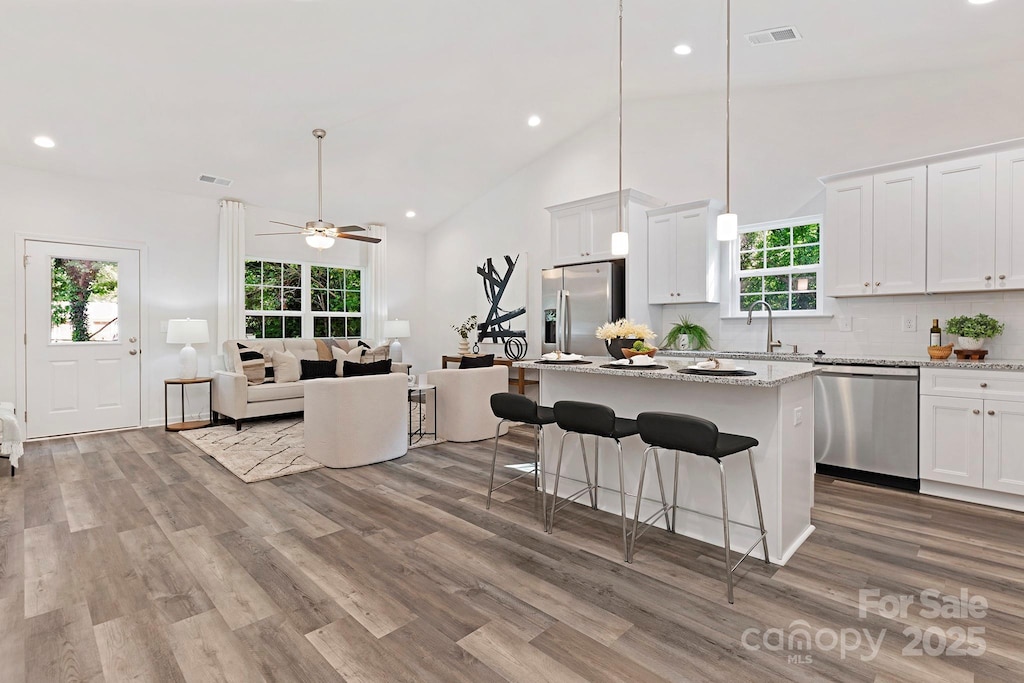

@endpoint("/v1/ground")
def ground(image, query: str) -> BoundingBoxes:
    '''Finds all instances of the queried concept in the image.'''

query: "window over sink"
[726,215,823,317]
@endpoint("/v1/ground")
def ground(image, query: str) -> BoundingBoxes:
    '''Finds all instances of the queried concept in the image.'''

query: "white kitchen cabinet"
[823,168,926,297]
[983,400,1024,496]
[646,200,722,305]
[547,189,663,266]
[926,154,997,292]
[919,395,985,488]
[995,148,1024,290]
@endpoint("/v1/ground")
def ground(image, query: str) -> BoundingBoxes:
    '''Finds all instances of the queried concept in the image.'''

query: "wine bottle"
[930,319,942,347]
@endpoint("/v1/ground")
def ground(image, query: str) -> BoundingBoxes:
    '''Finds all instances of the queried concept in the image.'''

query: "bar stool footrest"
[730,532,769,574]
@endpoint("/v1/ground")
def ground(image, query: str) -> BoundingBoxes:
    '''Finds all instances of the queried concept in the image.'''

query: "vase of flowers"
[595,319,657,360]
[945,314,1005,351]
[452,315,478,355]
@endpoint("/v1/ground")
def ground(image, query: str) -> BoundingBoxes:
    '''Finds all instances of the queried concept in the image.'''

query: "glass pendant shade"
[716,213,738,242]
[305,233,335,249]
[611,231,629,256]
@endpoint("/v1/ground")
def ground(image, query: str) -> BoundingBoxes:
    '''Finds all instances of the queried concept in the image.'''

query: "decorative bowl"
[622,347,657,360]
[927,343,954,360]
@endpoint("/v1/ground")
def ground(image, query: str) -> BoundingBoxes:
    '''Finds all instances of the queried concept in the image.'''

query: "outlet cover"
[838,316,852,332]
[793,407,803,426]
[901,315,917,333]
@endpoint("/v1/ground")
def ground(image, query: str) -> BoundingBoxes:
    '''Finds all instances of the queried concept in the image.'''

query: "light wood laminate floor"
[1,426,1023,682]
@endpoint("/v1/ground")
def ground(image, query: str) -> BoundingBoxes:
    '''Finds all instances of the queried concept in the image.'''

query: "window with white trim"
[244,259,363,339]
[728,216,822,317]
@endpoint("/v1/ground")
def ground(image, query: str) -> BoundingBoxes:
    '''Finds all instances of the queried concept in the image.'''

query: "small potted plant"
[452,315,478,355]
[663,316,714,351]
[622,339,658,360]
[595,319,657,360]
[945,313,1005,351]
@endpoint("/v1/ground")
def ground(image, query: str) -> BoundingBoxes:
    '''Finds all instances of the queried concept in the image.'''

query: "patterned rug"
[181,405,445,482]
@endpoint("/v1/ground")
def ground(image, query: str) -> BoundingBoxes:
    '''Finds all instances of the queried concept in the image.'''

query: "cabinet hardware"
[973,409,981,415]
[988,410,996,416]
[676,292,681,296]
[985,275,993,281]
[1000,275,1007,280]
[875,282,881,287]
[863,282,869,287]
[980,383,988,388]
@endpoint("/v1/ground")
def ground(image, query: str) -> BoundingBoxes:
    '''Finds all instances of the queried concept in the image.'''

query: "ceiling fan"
[257,128,381,249]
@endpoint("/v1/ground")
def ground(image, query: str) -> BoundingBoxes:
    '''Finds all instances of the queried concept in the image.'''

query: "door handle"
[555,290,565,351]
[563,292,572,353]
[129,336,137,343]
[129,349,138,356]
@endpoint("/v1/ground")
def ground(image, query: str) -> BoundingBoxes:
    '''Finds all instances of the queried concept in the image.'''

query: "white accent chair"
[426,366,510,442]
[304,374,408,468]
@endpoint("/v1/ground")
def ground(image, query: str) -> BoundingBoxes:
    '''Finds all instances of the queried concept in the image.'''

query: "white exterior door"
[926,154,997,293]
[983,400,1024,496]
[996,148,1024,290]
[24,241,142,438]
[919,395,984,488]
[872,167,927,294]
[824,176,873,297]
[647,213,676,304]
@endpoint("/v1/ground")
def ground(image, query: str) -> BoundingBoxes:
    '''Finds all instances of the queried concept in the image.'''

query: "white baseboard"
[146,411,212,429]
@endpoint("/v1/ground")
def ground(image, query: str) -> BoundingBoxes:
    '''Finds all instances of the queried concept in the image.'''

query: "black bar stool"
[488,394,556,523]
[634,412,769,603]
[550,400,650,562]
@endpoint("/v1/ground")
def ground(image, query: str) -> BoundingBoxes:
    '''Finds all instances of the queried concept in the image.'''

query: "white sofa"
[426,366,510,442]
[212,338,410,429]
[305,374,408,468]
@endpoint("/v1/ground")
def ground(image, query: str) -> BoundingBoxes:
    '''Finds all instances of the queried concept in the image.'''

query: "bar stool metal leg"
[549,431,569,533]
[719,460,734,604]
[748,449,770,564]
[671,451,681,534]
[486,419,508,510]
[628,446,674,563]
[616,440,628,563]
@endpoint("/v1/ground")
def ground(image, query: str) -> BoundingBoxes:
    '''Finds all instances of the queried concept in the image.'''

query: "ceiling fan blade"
[255,231,305,236]
[333,224,366,233]
[337,233,382,244]
[270,220,307,229]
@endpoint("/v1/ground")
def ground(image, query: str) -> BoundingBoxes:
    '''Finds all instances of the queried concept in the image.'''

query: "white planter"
[958,336,986,351]
[676,334,690,351]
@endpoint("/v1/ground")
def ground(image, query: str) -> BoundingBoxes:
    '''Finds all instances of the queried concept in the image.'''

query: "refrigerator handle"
[563,291,571,354]
[555,290,564,351]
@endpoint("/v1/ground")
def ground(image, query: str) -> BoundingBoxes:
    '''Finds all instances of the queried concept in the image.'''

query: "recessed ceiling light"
[968,0,996,4]
[405,210,416,218]
[33,135,55,148]
[673,44,693,56]
[527,115,542,127]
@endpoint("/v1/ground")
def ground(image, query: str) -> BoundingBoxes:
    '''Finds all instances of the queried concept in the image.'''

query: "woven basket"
[927,344,954,360]
[622,347,658,360]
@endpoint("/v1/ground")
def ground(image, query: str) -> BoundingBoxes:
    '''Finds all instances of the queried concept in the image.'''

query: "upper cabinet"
[646,200,723,305]
[547,189,663,266]
[823,167,926,297]
[821,139,1024,297]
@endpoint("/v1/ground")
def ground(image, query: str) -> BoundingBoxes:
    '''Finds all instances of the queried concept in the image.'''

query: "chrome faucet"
[746,300,783,353]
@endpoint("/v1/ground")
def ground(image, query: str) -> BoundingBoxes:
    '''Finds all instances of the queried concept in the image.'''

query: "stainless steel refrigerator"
[541,261,625,356]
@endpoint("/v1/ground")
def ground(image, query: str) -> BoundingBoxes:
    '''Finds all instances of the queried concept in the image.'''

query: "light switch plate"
[838,316,852,332]
[793,407,803,426]
[901,315,917,333]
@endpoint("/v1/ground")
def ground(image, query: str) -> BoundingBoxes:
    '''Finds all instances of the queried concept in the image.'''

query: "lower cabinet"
[920,369,1024,505]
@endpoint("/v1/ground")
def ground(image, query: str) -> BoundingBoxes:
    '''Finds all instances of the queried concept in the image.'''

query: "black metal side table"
[408,383,436,445]
[164,377,214,431]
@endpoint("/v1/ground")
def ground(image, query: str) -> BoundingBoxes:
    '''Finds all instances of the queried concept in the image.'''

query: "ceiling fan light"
[305,233,335,250]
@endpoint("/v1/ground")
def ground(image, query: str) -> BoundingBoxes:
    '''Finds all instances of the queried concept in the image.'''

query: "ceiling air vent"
[745,26,802,46]
[197,174,233,187]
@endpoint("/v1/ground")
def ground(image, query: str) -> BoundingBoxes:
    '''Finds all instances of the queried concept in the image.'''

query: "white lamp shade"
[305,233,335,249]
[716,213,738,241]
[610,231,629,256]
[166,318,209,345]
[383,319,411,338]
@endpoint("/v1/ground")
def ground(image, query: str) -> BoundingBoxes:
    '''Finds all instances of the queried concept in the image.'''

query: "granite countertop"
[659,349,1024,372]
[513,357,819,388]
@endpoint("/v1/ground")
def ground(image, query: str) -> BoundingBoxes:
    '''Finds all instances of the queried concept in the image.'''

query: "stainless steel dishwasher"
[813,364,920,490]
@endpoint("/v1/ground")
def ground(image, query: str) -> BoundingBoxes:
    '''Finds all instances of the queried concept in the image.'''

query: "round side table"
[164,377,214,431]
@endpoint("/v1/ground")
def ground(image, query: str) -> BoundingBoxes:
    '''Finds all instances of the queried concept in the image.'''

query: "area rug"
[180,418,320,483]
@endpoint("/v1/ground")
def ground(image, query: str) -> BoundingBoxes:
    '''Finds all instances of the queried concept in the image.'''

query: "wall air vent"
[745,26,802,46]
[197,174,233,187]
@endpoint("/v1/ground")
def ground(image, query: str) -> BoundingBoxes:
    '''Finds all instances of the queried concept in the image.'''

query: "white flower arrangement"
[595,319,657,341]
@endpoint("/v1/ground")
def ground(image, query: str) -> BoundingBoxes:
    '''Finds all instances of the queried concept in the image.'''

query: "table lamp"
[166,318,209,379]
[383,319,410,363]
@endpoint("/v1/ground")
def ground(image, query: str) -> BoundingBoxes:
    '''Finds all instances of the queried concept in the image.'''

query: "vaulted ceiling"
[2,0,1021,231]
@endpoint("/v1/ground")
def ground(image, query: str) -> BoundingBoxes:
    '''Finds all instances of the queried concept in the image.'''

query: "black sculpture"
[476,254,528,360]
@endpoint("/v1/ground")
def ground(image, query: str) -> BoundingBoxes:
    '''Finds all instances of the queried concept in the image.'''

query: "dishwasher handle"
[815,364,919,378]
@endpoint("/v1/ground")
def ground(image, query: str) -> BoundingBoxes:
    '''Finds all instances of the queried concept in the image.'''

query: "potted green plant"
[595,319,657,359]
[452,315,478,355]
[663,316,713,351]
[945,314,1005,351]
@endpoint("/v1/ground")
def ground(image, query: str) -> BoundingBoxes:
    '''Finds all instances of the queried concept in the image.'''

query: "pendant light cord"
[317,135,323,221]
[617,0,624,234]
[725,0,731,214]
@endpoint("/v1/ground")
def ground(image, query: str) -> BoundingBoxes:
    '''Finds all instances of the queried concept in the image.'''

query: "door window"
[50,258,119,342]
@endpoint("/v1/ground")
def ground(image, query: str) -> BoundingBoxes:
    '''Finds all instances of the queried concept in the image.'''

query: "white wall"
[423,59,1024,368]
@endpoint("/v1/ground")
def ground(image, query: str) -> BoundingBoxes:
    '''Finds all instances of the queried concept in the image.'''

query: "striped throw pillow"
[237,343,267,385]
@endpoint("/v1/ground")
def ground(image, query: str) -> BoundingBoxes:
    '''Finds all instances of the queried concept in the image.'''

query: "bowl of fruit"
[622,340,658,360]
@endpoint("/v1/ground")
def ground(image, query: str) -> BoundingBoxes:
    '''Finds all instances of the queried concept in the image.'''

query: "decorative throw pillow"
[271,350,301,384]
[459,354,495,369]
[300,359,337,380]
[331,346,364,375]
[343,359,392,377]
[360,344,391,363]
[237,343,266,385]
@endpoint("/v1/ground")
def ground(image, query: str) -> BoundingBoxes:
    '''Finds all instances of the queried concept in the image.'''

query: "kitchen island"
[514,357,820,565]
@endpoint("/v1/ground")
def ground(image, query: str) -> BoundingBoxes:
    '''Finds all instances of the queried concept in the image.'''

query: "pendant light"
[716,0,738,241]
[610,0,629,256]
